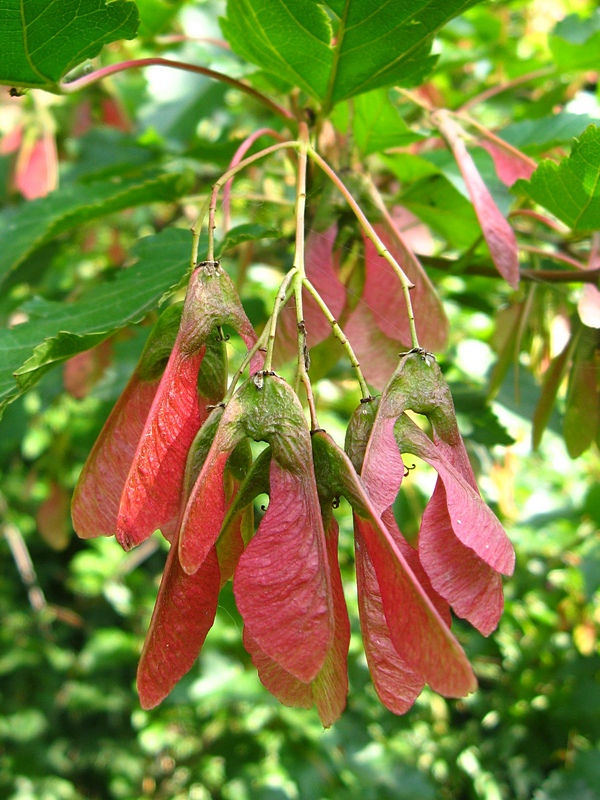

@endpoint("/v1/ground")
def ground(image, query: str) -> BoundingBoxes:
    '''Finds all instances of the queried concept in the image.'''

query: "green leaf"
[500,113,600,154]
[322,0,482,110]
[331,89,423,155]
[0,0,139,92]
[64,129,159,183]
[215,224,280,258]
[400,174,480,248]
[220,0,333,101]
[0,228,198,415]
[136,0,187,37]
[0,169,194,288]
[550,10,600,72]
[513,125,600,231]
[221,0,483,111]
[563,328,600,459]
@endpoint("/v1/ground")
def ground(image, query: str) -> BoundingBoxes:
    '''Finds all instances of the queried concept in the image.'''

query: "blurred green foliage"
[1,0,600,798]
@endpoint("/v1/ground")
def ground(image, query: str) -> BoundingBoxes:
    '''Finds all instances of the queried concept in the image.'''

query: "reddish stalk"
[223,128,287,229]
[458,67,555,112]
[61,57,293,121]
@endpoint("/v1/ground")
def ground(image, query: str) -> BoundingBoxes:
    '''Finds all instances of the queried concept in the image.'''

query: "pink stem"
[509,209,567,232]
[222,128,287,228]
[520,244,586,270]
[61,57,293,121]
[458,67,554,112]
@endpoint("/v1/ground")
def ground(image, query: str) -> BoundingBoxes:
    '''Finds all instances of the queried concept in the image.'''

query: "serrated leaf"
[0,169,194,287]
[220,0,333,100]
[320,0,475,109]
[513,125,600,232]
[222,0,482,110]
[0,228,196,416]
[0,0,139,92]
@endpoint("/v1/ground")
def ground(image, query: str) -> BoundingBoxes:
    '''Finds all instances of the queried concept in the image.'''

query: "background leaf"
[550,10,600,71]
[513,125,600,231]
[331,89,424,155]
[500,113,600,154]
[0,228,196,415]
[0,0,139,91]
[0,169,193,287]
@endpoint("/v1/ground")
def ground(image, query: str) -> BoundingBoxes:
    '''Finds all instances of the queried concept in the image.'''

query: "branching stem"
[263,268,298,373]
[205,140,300,261]
[302,277,371,400]
[306,146,420,349]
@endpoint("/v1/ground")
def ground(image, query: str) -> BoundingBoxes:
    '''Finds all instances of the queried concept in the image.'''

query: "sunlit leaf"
[222,0,482,110]
[514,125,600,231]
[0,0,139,92]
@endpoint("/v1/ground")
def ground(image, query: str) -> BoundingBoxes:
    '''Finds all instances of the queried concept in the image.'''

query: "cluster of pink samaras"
[72,251,513,727]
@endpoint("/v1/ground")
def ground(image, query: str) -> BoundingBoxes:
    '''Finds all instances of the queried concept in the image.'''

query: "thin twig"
[458,67,555,112]
[206,140,300,261]
[302,276,371,399]
[61,57,294,121]
[520,244,586,270]
[418,255,600,284]
[509,209,568,233]
[3,521,47,614]
[306,146,420,348]
[223,128,287,229]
